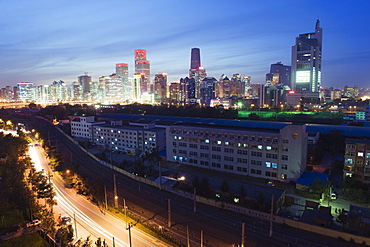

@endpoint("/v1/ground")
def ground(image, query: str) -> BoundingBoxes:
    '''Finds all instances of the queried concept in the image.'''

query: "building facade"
[344,138,370,183]
[166,122,307,182]
[92,122,166,155]
[134,49,150,95]
[153,73,167,104]
[291,20,322,95]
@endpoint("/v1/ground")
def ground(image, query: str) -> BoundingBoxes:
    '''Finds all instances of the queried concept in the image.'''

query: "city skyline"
[1,0,369,88]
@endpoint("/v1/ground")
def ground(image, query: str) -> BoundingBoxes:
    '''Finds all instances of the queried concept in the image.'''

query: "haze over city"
[1,0,370,88]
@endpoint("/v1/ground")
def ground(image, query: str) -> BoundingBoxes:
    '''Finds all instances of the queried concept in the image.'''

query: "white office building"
[166,122,307,182]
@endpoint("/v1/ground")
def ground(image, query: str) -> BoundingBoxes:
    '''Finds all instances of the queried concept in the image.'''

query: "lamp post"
[123,198,127,228]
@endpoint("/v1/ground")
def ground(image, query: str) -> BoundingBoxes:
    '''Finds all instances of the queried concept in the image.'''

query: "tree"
[220,180,230,193]
[310,178,326,194]
[56,225,74,247]
[238,185,246,199]
[256,192,265,211]
[248,113,260,120]
[200,177,211,196]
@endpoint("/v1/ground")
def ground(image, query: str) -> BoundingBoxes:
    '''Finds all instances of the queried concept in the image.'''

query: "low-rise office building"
[92,121,166,155]
[71,115,105,142]
[166,122,307,182]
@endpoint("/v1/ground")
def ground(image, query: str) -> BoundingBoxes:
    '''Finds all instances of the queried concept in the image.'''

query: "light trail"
[28,137,162,247]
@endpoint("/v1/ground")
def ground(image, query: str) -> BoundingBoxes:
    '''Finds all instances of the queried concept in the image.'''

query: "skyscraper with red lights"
[134,49,150,94]
[189,48,206,102]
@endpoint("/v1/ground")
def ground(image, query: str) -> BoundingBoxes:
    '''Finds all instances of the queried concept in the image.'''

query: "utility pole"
[159,161,162,190]
[241,222,245,247]
[74,212,77,238]
[104,185,107,212]
[114,174,118,208]
[269,195,274,237]
[193,187,197,213]
[168,199,171,228]
[127,223,132,247]
[187,225,190,247]
[123,198,127,228]
[200,230,203,247]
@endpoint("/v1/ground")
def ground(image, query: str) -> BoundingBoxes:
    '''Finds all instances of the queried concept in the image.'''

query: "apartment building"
[344,138,370,183]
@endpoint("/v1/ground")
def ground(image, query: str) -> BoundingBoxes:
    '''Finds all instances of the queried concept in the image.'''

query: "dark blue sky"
[1,0,369,89]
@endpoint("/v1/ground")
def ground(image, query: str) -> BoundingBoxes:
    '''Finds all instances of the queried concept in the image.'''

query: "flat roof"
[97,113,370,138]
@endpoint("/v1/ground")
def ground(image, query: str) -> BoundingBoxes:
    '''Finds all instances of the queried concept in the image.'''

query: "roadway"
[29,138,168,246]
[27,116,363,247]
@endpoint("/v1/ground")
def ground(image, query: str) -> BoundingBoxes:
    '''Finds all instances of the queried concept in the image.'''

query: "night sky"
[1,0,369,89]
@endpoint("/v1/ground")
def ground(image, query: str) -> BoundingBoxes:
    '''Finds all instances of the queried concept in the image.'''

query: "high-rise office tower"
[153,73,167,104]
[266,62,291,86]
[230,74,245,97]
[189,48,207,101]
[102,74,123,103]
[219,76,230,98]
[79,73,92,94]
[200,77,217,106]
[291,20,322,94]
[116,63,131,101]
[134,49,150,94]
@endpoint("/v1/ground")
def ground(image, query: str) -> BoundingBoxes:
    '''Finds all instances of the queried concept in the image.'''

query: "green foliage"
[310,178,327,194]
[238,185,247,198]
[56,225,74,247]
[0,232,50,247]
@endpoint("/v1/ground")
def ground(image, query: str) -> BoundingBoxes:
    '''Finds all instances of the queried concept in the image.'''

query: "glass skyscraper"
[291,20,322,94]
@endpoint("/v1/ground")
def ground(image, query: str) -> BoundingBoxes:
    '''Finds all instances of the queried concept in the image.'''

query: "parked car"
[331,192,337,200]
[61,216,73,225]
[267,179,275,186]
[26,219,41,227]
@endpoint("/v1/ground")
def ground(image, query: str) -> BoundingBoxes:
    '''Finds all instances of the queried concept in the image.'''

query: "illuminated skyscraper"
[78,73,92,94]
[266,62,291,86]
[116,63,131,101]
[291,20,322,94]
[17,82,34,102]
[153,73,167,104]
[134,49,150,94]
[100,74,123,103]
[189,48,206,101]
[230,74,245,97]
[200,77,216,106]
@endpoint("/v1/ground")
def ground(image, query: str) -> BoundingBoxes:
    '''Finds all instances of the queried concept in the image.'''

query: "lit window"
[205,139,210,143]
[217,141,221,145]
[265,162,271,168]
[258,145,263,150]
[225,142,229,145]
[266,146,271,150]
[272,163,277,169]
[358,152,364,157]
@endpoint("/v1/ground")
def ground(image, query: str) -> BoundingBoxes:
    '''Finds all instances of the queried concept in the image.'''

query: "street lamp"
[114,195,118,208]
